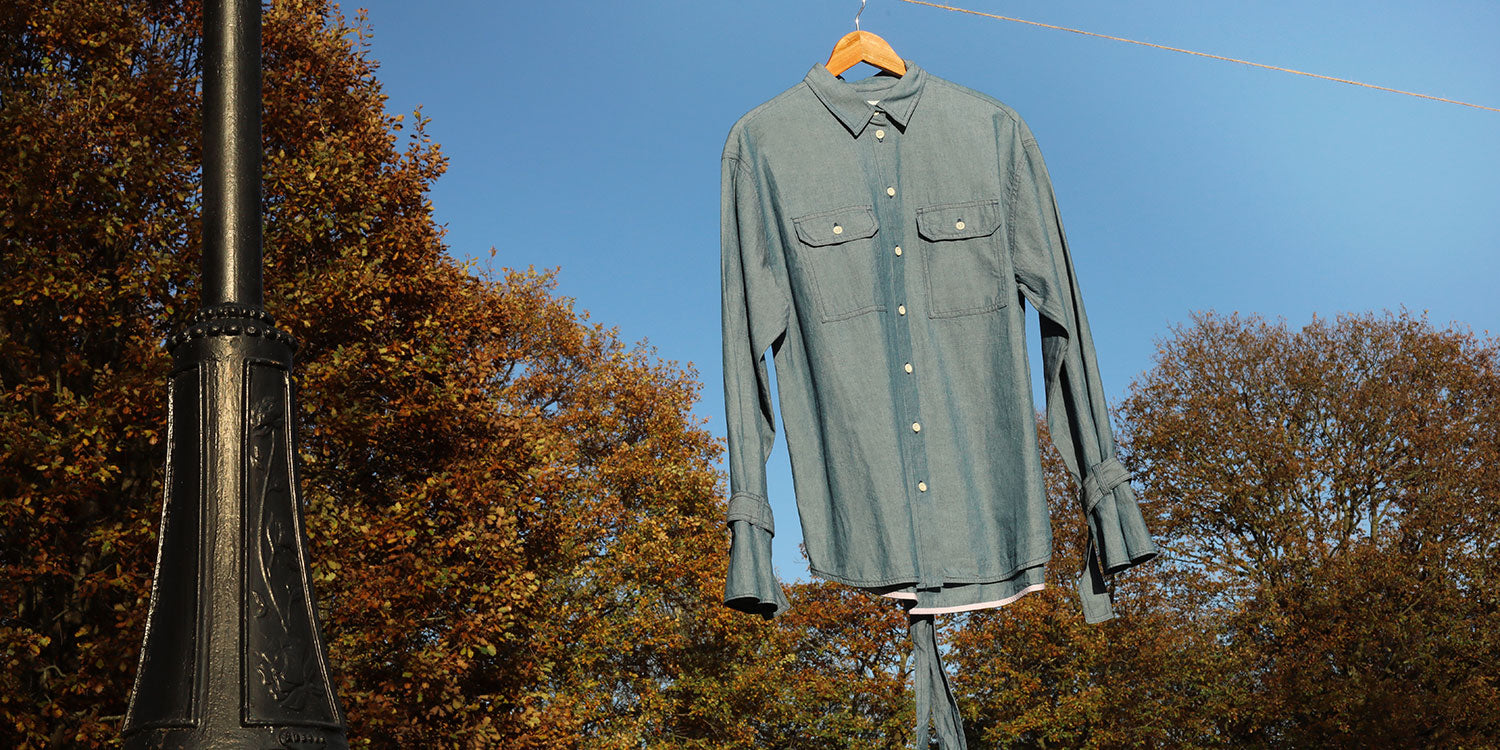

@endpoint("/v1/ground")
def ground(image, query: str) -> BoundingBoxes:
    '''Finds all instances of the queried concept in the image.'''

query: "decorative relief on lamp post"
[121,0,349,745]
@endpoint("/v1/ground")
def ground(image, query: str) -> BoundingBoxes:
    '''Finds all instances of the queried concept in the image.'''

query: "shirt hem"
[806,553,1052,589]
[881,582,1047,614]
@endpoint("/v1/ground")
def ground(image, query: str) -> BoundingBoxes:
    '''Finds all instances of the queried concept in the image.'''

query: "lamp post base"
[123,306,348,750]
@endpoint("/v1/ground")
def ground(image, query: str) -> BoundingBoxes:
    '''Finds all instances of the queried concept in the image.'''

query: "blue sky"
[352,0,1500,581]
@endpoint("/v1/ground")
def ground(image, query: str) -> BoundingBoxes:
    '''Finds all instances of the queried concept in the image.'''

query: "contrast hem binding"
[726,491,775,534]
[883,583,1046,614]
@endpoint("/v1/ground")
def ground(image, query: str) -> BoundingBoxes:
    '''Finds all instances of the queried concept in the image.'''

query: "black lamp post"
[122,1,348,747]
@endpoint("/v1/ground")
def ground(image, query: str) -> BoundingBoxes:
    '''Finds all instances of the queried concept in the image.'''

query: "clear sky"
[352,0,1500,582]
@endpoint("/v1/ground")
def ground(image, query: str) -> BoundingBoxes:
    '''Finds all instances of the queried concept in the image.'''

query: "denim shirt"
[720,62,1158,626]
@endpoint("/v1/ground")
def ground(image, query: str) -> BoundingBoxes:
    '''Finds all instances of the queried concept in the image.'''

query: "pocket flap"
[793,205,879,247]
[916,199,1002,241]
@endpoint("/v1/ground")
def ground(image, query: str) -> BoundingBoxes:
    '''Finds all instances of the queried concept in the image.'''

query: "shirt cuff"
[726,491,775,535]
[1077,458,1159,624]
[724,519,790,619]
[1081,457,1159,575]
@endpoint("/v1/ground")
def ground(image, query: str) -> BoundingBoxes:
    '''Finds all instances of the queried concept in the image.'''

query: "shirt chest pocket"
[791,205,885,323]
[916,199,1010,319]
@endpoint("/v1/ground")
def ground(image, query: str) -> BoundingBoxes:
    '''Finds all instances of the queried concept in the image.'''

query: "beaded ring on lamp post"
[121,0,349,747]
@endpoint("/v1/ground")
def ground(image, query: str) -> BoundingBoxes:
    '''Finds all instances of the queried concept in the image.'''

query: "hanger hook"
[854,0,866,30]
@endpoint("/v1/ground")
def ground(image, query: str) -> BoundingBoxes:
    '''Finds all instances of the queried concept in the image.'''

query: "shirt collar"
[804,61,927,137]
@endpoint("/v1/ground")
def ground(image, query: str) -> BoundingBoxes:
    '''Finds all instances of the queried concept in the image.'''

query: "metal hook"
[854,0,866,30]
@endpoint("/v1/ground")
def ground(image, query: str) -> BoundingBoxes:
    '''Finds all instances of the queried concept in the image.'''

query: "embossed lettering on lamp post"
[122,0,349,747]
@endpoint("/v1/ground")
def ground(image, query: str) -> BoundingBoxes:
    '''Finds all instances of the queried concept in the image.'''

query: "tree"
[10,1,1496,746]
[2,2,778,746]
[750,580,915,750]
[949,311,1500,748]
[1117,309,1500,746]
[949,418,1249,749]
[2,1,201,744]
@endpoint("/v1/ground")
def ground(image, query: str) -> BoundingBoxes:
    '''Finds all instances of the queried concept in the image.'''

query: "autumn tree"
[1117,310,1500,746]
[2,1,787,747]
[11,1,1495,747]
[947,416,1251,749]
[947,311,1499,748]
[2,1,201,744]
[739,580,914,750]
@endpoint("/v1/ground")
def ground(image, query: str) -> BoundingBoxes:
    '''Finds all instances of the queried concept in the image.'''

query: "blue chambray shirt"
[720,62,1158,626]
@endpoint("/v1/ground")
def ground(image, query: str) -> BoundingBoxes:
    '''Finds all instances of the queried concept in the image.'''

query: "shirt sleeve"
[720,154,791,619]
[1007,126,1160,623]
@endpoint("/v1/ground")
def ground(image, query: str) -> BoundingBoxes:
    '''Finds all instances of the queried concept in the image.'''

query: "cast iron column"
[122,0,348,747]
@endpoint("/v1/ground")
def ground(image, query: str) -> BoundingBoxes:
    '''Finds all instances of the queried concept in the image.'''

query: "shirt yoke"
[721,81,813,162]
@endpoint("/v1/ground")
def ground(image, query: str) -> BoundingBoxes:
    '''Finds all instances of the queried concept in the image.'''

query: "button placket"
[866,106,935,587]
[876,114,895,200]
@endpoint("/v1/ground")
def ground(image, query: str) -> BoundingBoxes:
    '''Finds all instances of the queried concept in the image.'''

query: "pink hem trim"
[881,583,1046,615]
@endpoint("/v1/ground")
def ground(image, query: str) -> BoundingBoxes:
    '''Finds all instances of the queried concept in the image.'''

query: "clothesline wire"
[894,0,1500,114]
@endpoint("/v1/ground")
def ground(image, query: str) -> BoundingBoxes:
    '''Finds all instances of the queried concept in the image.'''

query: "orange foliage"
[4,0,1497,746]
[2,1,773,746]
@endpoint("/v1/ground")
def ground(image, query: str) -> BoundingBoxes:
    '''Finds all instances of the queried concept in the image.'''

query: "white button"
[897,305,907,315]
[886,186,896,197]
[904,362,913,373]
[918,481,928,492]
[955,220,966,230]
[911,422,921,432]
[876,129,886,139]
[833,224,843,235]
[894,246,902,256]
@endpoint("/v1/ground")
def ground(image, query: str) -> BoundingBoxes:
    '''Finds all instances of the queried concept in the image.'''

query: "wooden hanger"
[825,1,907,77]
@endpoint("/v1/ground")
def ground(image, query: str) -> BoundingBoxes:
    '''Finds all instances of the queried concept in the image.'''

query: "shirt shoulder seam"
[926,76,1023,127]
[738,81,808,126]
[723,82,812,161]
